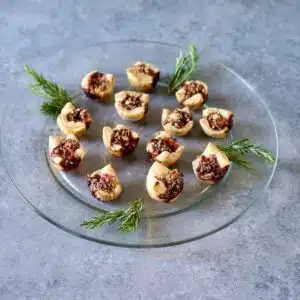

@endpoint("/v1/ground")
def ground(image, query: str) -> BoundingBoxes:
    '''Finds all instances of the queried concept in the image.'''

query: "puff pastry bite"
[57,102,92,137]
[176,80,208,110]
[48,134,85,171]
[161,107,193,136]
[81,71,114,100]
[126,61,160,91]
[115,91,149,121]
[102,124,139,157]
[87,164,122,201]
[192,142,231,184]
[146,131,184,166]
[199,107,233,138]
[146,162,184,203]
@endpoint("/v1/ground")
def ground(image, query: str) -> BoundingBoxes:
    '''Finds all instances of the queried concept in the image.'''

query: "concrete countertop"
[0,1,299,299]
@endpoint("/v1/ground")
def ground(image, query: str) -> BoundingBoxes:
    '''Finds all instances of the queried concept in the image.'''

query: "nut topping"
[162,107,193,136]
[164,109,191,129]
[148,137,179,160]
[127,61,160,91]
[88,72,108,92]
[111,128,139,156]
[50,138,82,171]
[146,162,184,203]
[192,142,231,184]
[81,71,115,100]
[88,173,117,195]
[121,95,142,110]
[57,102,92,137]
[195,155,228,182]
[87,164,122,201]
[66,108,92,129]
[207,113,233,131]
[183,81,207,101]
[176,80,208,110]
[146,131,184,166]
[199,107,234,138]
[136,63,157,77]
[115,91,149,121]
[156,170,184,203]
[135,63,160,86]
[85,72,108,96]
[103,125,140,157]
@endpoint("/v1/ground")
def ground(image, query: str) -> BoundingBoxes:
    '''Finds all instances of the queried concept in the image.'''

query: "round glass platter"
[0,40,278,248]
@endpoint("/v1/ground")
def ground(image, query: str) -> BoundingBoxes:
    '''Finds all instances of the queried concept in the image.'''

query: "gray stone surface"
[0,0,299,299]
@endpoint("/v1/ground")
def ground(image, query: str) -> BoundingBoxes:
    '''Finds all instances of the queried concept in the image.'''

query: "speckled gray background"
[0,0,299,299]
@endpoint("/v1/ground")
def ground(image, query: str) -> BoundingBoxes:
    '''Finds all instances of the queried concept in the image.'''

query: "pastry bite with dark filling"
[161,107,193,136]
[115,91,149,121]
[126,61,160,92]
[81,71,114,100]
[102,124,139,157]
[87,164,122,201]
[146,162,184,203]
[199,107,233,138]
[192,142,231,184]
[146,131,184,166]
[57,102,92,137]
[48,134,85,171]
[176,80,208,110]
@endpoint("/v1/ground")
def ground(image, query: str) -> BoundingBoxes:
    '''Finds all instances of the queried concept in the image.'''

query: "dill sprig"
[168,44,199,93]
[24,64,74,117]
[81,198,143,233]
[217,138,276,169]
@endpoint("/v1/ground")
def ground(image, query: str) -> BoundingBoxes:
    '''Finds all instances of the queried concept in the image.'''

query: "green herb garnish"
[81,198,143,233]
[168,44,199,93]
[217,138,276,169]
[24,64,73,117]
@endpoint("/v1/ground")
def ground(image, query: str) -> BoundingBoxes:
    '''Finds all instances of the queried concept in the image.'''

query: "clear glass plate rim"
[0,39,279,248]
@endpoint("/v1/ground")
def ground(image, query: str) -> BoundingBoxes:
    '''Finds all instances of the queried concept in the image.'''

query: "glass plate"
[0,40,278,248]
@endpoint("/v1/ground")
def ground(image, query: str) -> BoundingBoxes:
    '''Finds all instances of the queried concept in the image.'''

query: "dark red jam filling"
[196,155,228,182]
[164,109,191,129]
[51,139,81,170]
[121,95,142,110]
[148,137,179,160]
[183,81,207,101]
[88,173,117,198]
[83,72,109,98]
[67,108,92,129]
[207,113,233,130]
[156,170,184,202]
[111,128,139,156]
[136,64,160,87]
